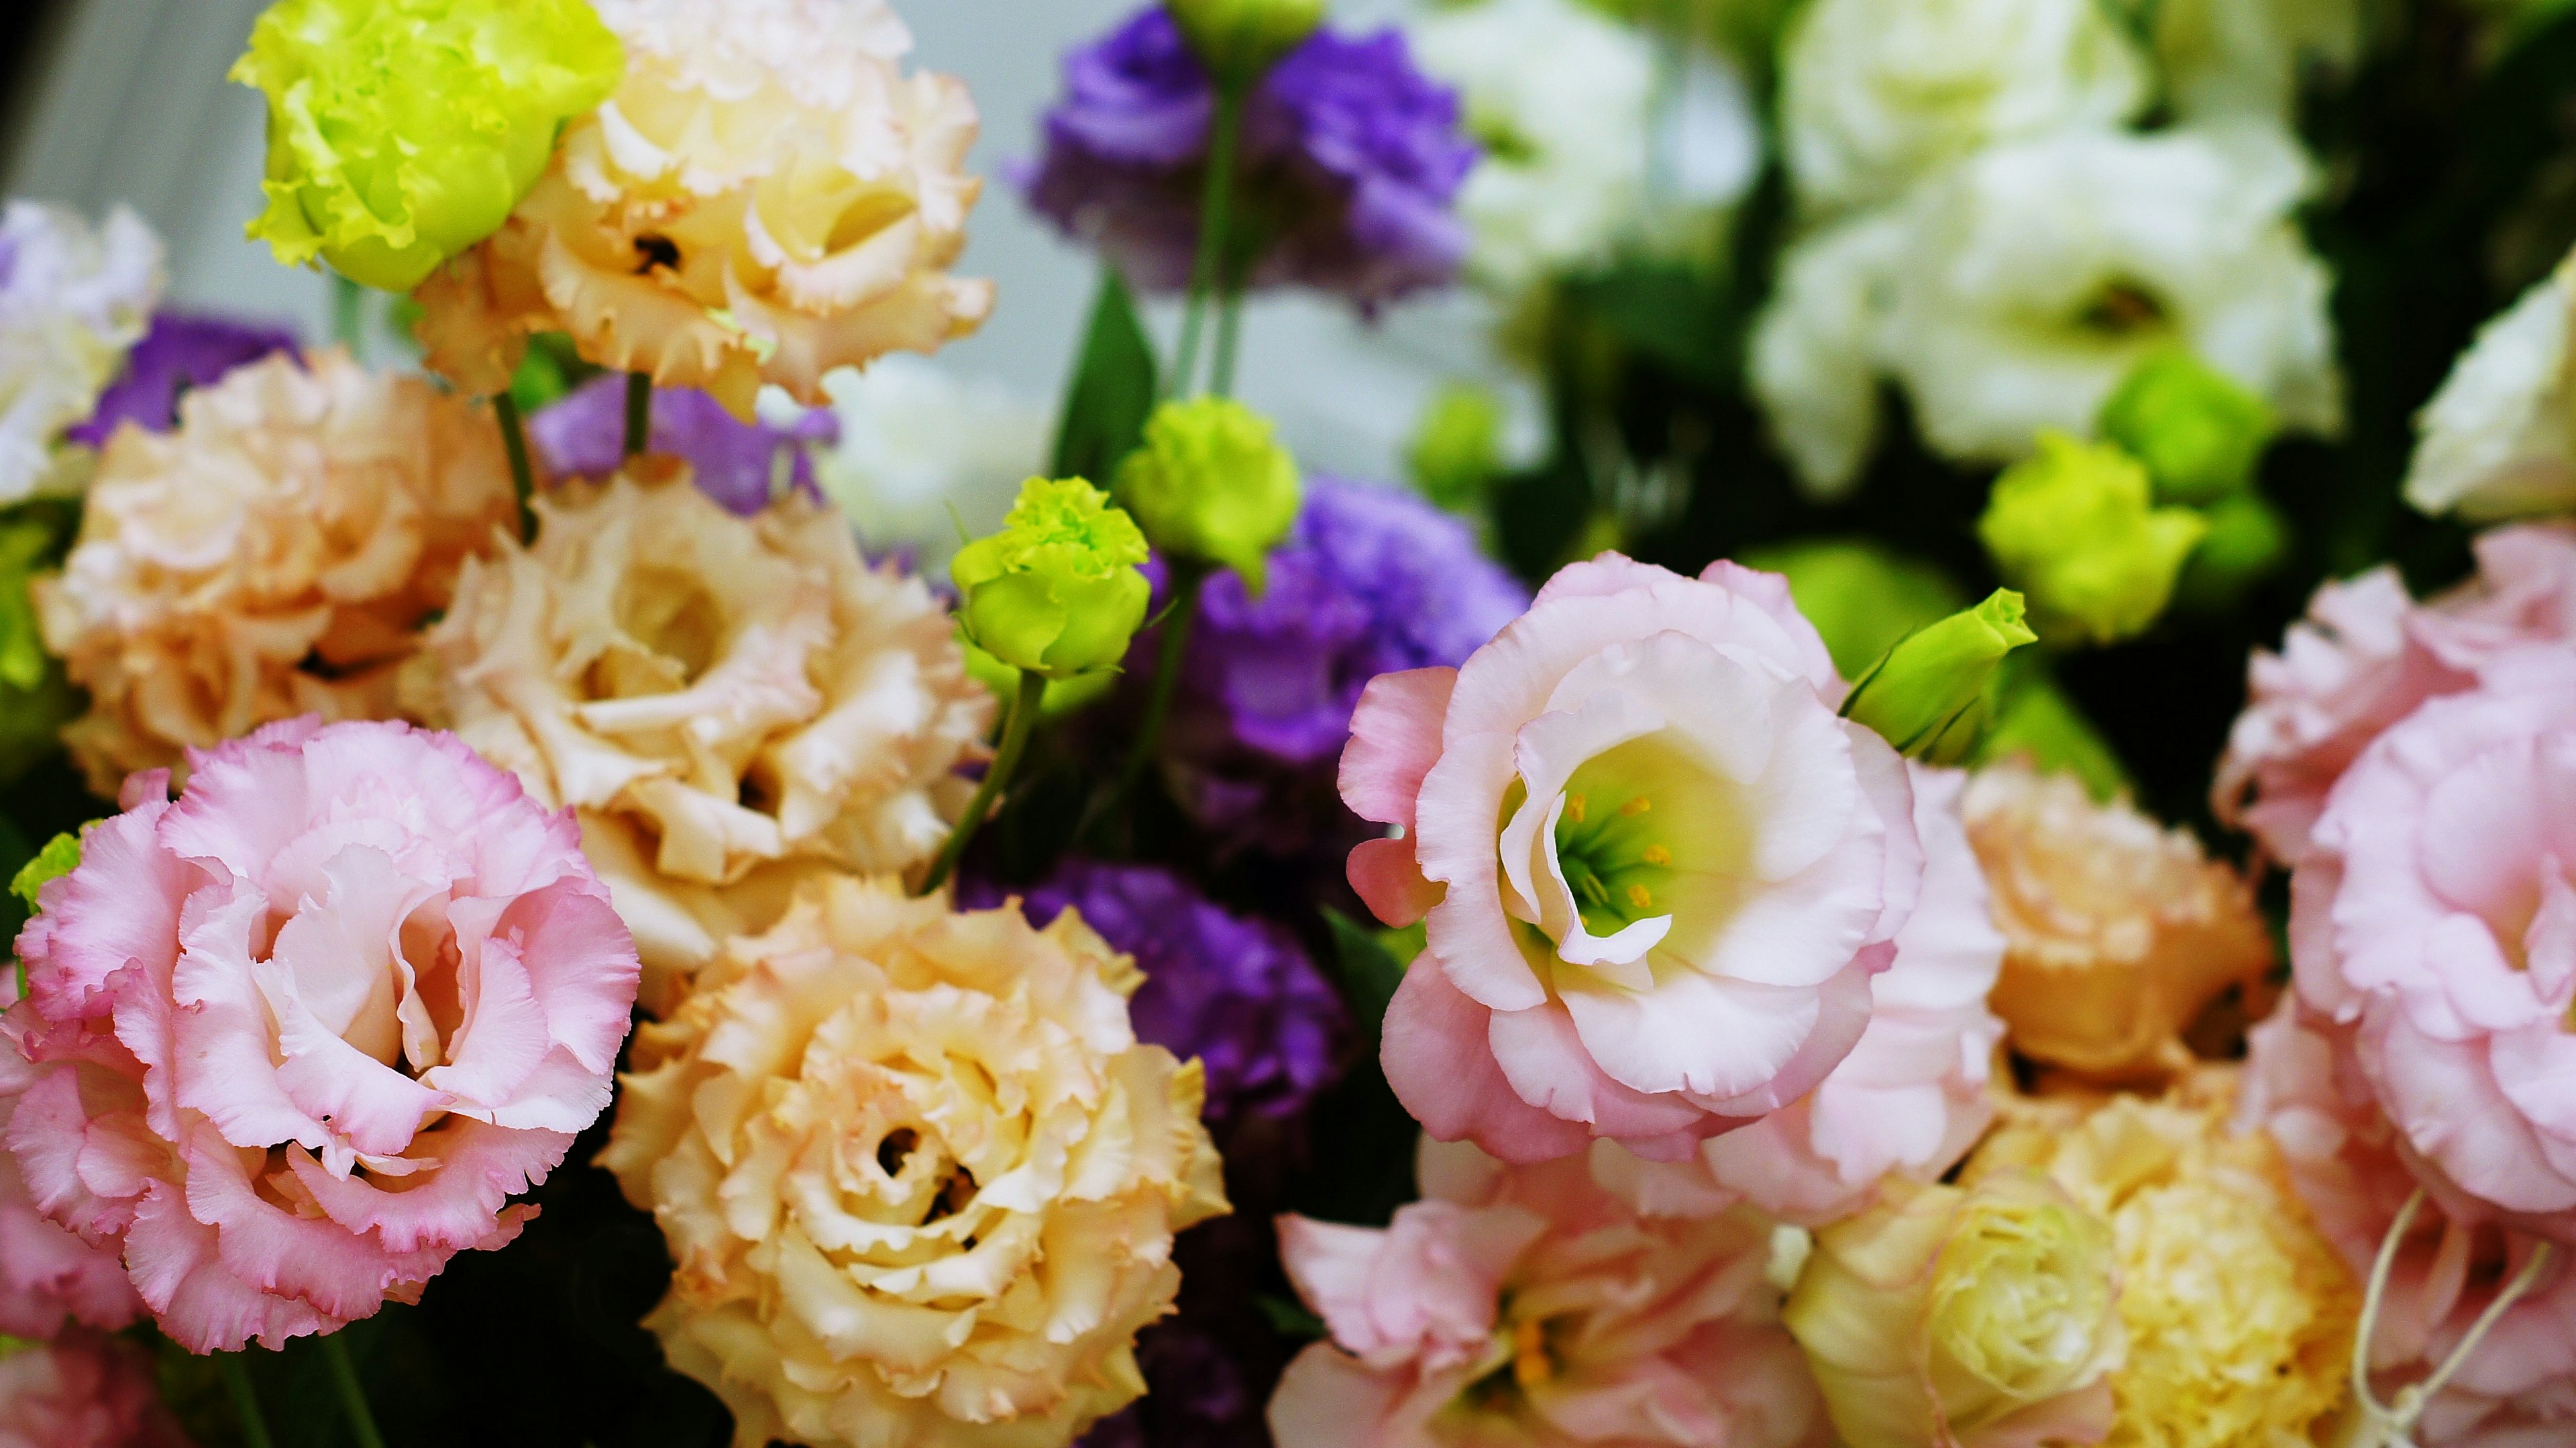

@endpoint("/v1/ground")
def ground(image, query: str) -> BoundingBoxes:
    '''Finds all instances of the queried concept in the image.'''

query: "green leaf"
[10,831,78,916]
[1256,1294,1327,1341]
[1050,268,1161,484]
[1320,907,1407,1036]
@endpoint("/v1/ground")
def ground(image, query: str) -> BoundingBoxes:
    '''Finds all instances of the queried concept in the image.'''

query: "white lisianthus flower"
[1748,211,1909,497]
[1411,0,1656,295]
[2404,256,2576,521]
[2145,0,2364,120]
[0,201,164,505]
[810,357,1053,580]
[1780,0,2149,217]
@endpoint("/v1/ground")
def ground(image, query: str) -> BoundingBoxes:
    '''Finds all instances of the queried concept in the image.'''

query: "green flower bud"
[1407,382,1507,513]
[1743,539,1964,682]
[1116,398,1303,595]
[1167,0,1328,81]
[951,478,1153,680]
[2174,490,2292,614]
[233,0,625,293]
[1979,433,2210,647]
[1843,590,2037,761]
[2096,349,2273,507]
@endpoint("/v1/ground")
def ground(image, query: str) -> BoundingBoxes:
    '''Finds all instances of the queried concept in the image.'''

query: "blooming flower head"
[1022,9,1476,313]
[428,462,991,1011]
[66,311,299,449]
[232,0,623,292]
[2097,348,2275,507]
[529,374,840,517]
[1784,1171,2126,1448]
[1270,1140,1830,1448]
[0,1331,194,1448]
[0,1029,142,1340]
[1117,398,1302,594]
[1979,435,2210,646]
[3,719,640,1351]
[1962,762,2274,1082]
[1340,554,1924,1163]
[35,350,517,796]
[413,0,995,419]
[953,476,1154,680]
[2405,248,2576,521]
[600,876,1228,1448]
[0,200,164,505]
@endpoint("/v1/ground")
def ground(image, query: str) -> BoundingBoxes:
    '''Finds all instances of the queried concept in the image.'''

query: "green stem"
[917,670,1046,898]
[219,1353,276,1448]
[1210,289,1245,399]
[320,1335,387,1448]
[1116,563,1205,807]
[494,392,538,544]
[1169,82,1246,399]
[332,275,368,362]
[623,372,652,458]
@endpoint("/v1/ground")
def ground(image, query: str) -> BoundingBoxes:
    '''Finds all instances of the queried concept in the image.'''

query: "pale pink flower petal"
[0,1329,194,1448]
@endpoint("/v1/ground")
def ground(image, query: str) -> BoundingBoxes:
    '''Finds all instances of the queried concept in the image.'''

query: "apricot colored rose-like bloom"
[1340,555,1923,1163]
[0,1029,140,1339]
[429,463,991,1011]
[600,876,1228,1448]
[1,719,640,1351]
[35,350,515,796]
[1971,1078,2358,1448]
[1962,762,2273,1082]
[0,1331,193,1448]
[1269,1139,1830,1448]
[414,0,995,420]
[1595,765,2006,1227]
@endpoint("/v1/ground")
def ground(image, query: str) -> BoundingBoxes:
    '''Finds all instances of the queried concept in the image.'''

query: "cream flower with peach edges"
[599,876,1229,1448]
[427,462,992,1011]
[412,0,996,418]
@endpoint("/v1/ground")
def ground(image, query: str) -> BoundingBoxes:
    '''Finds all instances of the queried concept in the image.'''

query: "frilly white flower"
[2404,252,2576,521]
[427,462,994,1011]
[1748,209,1909,497]
[599,876,1228,1448]
[1409,0,1656,295]
[0,200,164,505]
[1779,0,2148,217]
[2146,0,2365,121]
[810,358,1053,581]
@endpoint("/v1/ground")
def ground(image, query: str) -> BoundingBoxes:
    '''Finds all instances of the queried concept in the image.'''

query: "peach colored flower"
[428,462,991,1011]
[413,0,995,419]
[0,1029,139,1340]
[1341,555,1923,1163]
[599,875,1228,1448]
[1594,764,2006,1227]
[34,350,515,796]
[3,719,640,1352]
[0,1331,193,1448]
[1962,762,2273,1082]
[1270,1139,1830,1448]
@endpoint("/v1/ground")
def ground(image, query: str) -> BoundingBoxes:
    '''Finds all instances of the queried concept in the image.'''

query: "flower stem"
[320,1335,387,1448]
[332,274,367,361]
[219,1353,276,1448]
[1210,290,1245,400]
[1115,561,1207,810]
[623,372,652,458]
[494,391,538,544]
[917,670,1047,898]
[1170,81,1247,399]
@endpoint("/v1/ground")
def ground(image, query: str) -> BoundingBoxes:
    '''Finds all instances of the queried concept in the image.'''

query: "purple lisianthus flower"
[965,860,1345,1127]
[67,311,297,447]
[1024,9,1476,312]
[528,374,839,515]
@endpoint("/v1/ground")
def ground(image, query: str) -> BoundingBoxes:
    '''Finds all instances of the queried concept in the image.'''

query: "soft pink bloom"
[2,718,641,1352]
[2242,1010,2576,1445]
[0,1331,193,1448]
[0,1030,140,1339]
[1594,765,2005,1225]
[1340,556,1922,1163]
[2217,523,2576,863]
[1270,1139,1830,1448]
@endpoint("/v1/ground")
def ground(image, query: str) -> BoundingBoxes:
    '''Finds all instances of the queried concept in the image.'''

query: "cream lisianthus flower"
[1748,210,1909,499]
[812,358,1053,582]
[600,876,1229,1448]
[36,350,516,794]
[2404,251,2576,521]
[414,0,995,419]
[428,462,993,1009]
[2144,0,2365,121]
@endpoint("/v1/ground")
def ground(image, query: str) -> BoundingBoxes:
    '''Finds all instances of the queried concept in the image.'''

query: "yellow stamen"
[1565,794,1587,824]
[1620,796,1652,817]
[1626,883,1653,911]
[1511,1318,1551,1389]
[1642,844,1670,867]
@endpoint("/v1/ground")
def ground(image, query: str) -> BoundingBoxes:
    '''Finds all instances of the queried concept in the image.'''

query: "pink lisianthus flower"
[1269,1140,1830,1448]
[1593,766,2006,1225]
[2,718,641,1353]
[0,1029,141,1339]
[1340,555,1923,1163]
[2217,523,2576,864]
[0,1330,194,1448]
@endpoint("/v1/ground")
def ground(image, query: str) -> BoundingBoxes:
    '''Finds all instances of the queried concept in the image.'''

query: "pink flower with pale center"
[1340,555,1921,1163]
[1269,1140,1830,1448]
[0,1030,140,1339]
[0,1331,193,1448]
[2,718,640,1353]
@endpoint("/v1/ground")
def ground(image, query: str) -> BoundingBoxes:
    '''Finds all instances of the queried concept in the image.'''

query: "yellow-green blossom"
[1843,590,2036,762]
[233,0,623,291]
[1980,433,2209,646]
[1407,382,1508,514]
[1167,0,1328,81]
[952,478,1152,680]
[1116,398,1303,594]
[2098,348,2273,506]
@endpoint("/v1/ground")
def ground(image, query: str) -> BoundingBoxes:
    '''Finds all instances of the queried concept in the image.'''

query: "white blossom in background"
[1778,0,2148,217]
[0,201,163,504]
[2145,0,2364,121]
[2404,255,2576,520]
[1748,210,1908,497]
[806,356,1054,580]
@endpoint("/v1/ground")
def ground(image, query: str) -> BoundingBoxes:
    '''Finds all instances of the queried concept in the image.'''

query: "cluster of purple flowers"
[529,374,839,515]
[69,312,298,446]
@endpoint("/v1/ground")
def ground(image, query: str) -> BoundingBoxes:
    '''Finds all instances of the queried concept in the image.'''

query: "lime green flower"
[2175,490,2292,613]
[2098,348,2273,506]
[1116,398,1303,594]
[952,478,1152,680]
[1167,0,1328,81]
[1980,433,2210,647]
[1842,590,2036,762]
[1744,538,1964,681]
[1407,382,1508,515]
[233,0,623,292]
[962,634,1118,719]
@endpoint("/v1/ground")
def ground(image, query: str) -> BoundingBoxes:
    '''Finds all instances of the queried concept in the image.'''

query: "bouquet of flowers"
[3,0,2575,1445]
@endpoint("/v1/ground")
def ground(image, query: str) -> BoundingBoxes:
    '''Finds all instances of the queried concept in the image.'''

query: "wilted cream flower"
[2404,250,2576,521]
[599,876,1229,1448]
[35,350,514,794]
[1962,762,2275,1082]
[429,462,993,1011]
[414,0,996,419]
[1970,1078,2359,1448]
